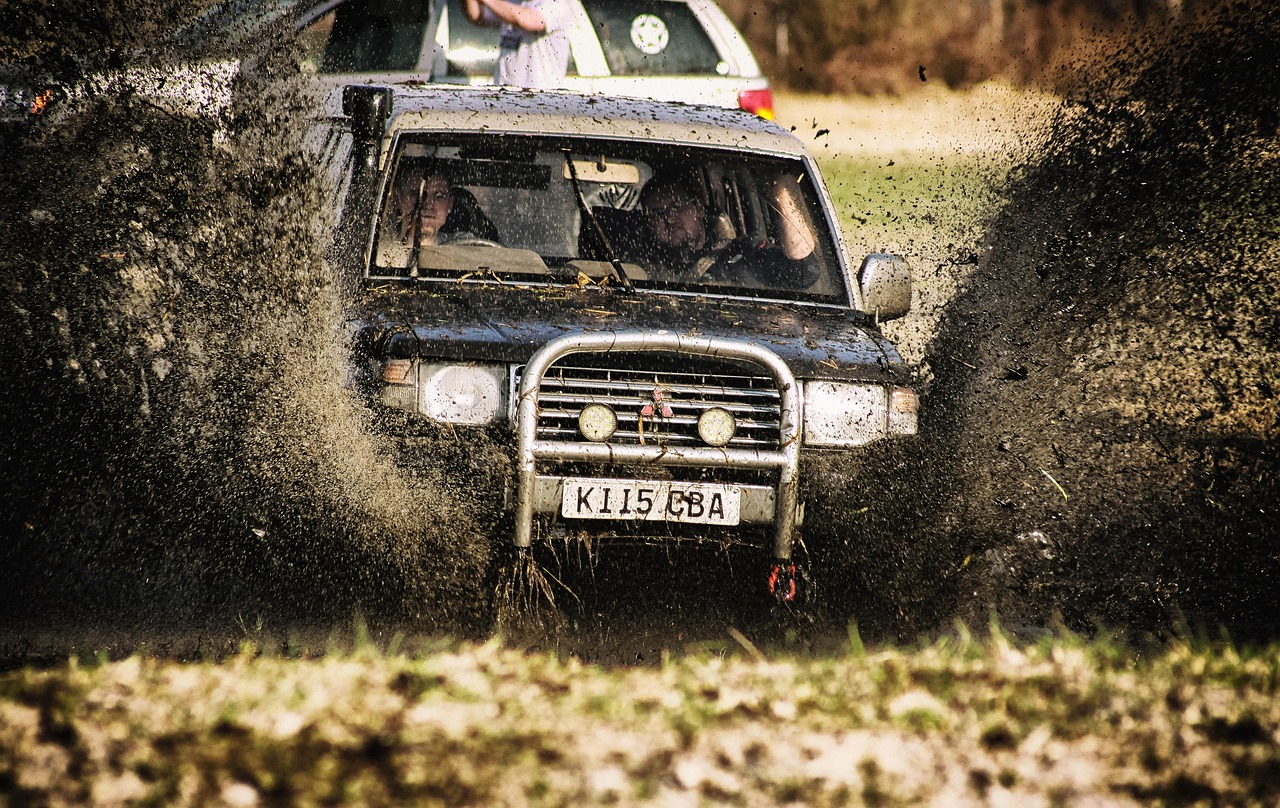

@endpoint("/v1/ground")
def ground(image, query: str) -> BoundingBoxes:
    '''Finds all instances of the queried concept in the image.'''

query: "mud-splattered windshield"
[369,134,846,302]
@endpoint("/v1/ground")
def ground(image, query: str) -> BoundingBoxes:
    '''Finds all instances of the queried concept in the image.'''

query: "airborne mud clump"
[927,1,1280,638]
[0,3,490,636]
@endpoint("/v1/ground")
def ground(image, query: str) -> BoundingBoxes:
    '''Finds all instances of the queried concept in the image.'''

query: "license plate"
[560,478,741,526]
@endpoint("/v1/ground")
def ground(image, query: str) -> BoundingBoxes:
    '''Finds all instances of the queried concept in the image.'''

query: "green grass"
[811,151,1013,364]
[3,629,1279,806]
[815,153,1003,260]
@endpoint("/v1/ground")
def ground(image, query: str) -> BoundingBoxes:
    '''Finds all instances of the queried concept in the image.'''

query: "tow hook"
[767,562,798,602]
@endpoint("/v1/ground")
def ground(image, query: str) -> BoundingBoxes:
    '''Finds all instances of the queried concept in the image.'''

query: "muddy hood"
[350,284,910,383]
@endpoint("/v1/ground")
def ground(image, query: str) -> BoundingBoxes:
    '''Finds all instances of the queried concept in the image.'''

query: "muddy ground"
[1,1,1277,659]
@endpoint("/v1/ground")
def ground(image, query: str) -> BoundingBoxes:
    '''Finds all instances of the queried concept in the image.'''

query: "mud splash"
[922,1,1280,639]
[3,0,1277,650]
[0,3,491,635]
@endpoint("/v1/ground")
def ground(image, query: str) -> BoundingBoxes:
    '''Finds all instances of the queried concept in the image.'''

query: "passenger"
[639,171,820,288]
[463,0,576,89]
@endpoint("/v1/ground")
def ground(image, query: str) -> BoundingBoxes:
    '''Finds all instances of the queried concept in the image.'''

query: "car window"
[301,0,431,73]
[371,134,844,302]
[580,0,726,76]
[442,0,499,77]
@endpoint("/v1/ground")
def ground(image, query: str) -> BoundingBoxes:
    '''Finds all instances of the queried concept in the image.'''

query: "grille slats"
[537,399,781,418]
[521,360,784,449]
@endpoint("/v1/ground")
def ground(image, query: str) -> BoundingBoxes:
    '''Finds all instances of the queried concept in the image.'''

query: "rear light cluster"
[737,88,774,120]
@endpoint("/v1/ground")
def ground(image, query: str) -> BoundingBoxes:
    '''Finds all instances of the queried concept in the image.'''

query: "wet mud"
[0,2,491,639]
[2,1,1278,658]
[921,0,1280,640]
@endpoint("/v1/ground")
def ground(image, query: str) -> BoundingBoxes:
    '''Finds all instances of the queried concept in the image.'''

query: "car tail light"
[737,88,774,120]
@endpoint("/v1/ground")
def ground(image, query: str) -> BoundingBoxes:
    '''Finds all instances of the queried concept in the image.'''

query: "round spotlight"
[697,407,737,447]
[578,403,618,442]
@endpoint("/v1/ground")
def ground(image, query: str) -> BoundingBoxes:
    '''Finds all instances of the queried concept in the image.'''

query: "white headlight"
[802,381,887,448]
[418,363,507,425]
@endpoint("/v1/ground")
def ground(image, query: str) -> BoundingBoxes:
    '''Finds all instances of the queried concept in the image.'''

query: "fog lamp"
[578,403,618,442]
[697,407,737,447]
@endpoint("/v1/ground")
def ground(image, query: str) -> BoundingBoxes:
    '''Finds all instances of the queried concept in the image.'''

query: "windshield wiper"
[405,177,424,277]
[562,149,635,293]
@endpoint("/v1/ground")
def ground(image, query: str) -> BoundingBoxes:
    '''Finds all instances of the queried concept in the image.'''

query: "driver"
[395,169,455,247]
[639,170,820,288]
[393,165,502,248]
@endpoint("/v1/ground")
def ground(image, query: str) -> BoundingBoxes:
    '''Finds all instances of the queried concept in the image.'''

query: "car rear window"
[442,0,580,77]
[443,0,499,77]
[581,0,725,76]
[312,0,431,73]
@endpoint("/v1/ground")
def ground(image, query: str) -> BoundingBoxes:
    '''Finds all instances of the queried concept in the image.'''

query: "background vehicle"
[2,0,770,138]
[297,0,774,117]
[330,85,915,603]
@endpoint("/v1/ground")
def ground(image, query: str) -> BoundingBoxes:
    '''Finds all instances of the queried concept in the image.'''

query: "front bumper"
[513,331,802,559]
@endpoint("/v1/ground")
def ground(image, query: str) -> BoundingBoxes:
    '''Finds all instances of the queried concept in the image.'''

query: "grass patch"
[816,152,1001,260]
[2,630,1279,805]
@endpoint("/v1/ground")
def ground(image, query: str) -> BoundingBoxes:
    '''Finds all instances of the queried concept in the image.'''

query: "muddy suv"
[298,0,773,117]
[331,86,917,601]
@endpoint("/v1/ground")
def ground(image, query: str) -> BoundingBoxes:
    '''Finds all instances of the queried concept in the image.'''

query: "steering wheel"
[698,237,752,282]
[447,237,504,248]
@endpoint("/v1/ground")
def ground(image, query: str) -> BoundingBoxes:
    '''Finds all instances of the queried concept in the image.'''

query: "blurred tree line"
[719,0,1212,94]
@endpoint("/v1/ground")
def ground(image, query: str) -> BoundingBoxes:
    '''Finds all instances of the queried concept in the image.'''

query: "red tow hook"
[768,562,798,602]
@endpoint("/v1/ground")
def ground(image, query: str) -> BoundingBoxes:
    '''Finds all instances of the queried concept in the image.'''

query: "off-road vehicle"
[330,85,917,602]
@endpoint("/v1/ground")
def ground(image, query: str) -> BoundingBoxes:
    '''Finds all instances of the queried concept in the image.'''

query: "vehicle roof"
[381,86,807,157]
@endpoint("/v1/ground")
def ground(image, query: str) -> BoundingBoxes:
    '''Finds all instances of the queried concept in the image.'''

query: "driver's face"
[400,175,453,241]
[644,187,705,251]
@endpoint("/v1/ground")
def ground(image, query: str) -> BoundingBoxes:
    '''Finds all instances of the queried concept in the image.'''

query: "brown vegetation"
[5,633,1280,806]
[722,0,1213,95]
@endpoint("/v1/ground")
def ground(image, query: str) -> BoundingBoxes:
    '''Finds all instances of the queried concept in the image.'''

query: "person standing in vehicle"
[463,0,576,88]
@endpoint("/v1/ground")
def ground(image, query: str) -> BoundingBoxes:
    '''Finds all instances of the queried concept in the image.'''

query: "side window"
[304,121,356,216]
[305,0,431,73]
[296,10,334,73]
[579,0,725,76]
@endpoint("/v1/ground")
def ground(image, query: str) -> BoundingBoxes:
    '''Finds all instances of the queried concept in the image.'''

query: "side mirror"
[858,253,912,322]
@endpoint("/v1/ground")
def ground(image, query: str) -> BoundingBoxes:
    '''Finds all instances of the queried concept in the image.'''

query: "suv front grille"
[517,360,783,449]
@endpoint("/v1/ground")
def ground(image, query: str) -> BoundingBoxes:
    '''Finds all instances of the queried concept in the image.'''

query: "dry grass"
[774,82,1058,160]
[3,629,1278,806]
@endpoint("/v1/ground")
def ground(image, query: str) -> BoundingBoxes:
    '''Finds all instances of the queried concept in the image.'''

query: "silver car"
[298,0,774,117]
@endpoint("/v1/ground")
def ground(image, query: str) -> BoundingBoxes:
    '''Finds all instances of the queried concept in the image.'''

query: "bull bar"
[513,331,802,559]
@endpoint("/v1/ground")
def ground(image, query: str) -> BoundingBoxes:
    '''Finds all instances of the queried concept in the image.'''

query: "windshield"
[369,134,847,302]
